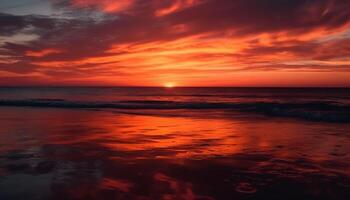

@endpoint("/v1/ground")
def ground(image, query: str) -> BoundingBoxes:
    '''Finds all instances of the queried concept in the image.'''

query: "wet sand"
[0,107,349,200]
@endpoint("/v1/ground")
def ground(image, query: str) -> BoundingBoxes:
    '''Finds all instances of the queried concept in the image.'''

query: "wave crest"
[0,99,349,122]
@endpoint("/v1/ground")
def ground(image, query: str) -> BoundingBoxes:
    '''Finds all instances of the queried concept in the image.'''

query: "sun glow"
[164,82,175,88]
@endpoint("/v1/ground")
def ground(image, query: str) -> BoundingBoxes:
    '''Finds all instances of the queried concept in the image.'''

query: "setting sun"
[164,82,175,88]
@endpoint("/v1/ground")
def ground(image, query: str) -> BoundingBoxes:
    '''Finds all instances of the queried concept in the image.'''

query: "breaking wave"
[0,99,349,122]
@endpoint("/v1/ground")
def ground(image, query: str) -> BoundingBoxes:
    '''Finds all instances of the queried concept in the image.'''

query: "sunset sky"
[0,0,350,87]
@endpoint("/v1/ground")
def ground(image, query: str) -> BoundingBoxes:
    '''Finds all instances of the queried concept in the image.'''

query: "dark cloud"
[0,13,27,36]
[165,0,350,35]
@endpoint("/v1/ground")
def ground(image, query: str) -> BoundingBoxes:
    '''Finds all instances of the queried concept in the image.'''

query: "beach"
[0,87,349,199]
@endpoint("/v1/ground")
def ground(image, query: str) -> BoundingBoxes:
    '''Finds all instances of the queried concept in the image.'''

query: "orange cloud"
[155,0,201,17]
[71,0,135,13]
[27,26,350,87]
[26,49,63,57]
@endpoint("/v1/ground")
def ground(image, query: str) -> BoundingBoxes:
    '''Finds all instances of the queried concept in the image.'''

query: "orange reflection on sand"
[68,110,350,163]
[100,178,133,192]
[100,114,244,159]
[2,107,349,166]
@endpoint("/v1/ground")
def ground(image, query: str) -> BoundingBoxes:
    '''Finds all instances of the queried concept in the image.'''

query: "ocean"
[0,87,349,199]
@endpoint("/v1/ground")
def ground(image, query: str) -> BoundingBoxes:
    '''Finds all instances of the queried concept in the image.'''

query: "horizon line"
[0,85,350,89]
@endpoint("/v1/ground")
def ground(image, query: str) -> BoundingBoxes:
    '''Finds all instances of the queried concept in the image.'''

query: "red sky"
[0,0,350,87]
